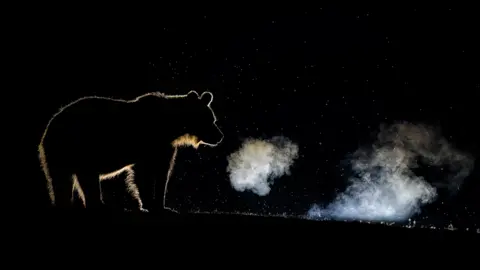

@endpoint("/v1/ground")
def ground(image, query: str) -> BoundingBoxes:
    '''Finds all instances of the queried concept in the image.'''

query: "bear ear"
[200,91,213,106]
[187,90,200,99]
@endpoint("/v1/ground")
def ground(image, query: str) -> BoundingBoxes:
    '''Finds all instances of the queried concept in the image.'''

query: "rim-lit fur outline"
[38,90,224,208]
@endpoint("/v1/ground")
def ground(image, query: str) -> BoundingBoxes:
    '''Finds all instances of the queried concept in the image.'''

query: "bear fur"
[38,90,223,211]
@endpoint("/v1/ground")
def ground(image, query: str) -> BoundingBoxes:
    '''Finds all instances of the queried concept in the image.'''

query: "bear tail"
[38,143,55,206]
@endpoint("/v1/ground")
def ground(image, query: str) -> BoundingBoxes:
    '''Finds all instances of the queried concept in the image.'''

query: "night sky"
[30,6,479,230]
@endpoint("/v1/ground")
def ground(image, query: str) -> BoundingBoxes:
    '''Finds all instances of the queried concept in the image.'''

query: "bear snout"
[201,124,224,147]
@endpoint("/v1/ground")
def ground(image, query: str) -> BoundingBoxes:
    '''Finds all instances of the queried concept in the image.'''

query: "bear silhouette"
[38,90,224,212]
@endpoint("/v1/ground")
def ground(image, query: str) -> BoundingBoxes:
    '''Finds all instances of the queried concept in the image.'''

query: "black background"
[22,5,479,234]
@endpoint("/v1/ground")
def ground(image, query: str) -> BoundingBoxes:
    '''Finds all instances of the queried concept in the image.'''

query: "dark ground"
[14,5,480,244]
[21,209,478,247]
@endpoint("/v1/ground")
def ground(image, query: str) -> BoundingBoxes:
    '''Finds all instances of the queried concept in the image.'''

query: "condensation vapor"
[308,122,474,222]
[227,136,299,196]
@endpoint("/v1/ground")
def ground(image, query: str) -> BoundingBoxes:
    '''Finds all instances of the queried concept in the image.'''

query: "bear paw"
[139,208,149,213]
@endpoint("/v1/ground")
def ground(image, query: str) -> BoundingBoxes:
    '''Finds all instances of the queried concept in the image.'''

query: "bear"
[38,90,224,212]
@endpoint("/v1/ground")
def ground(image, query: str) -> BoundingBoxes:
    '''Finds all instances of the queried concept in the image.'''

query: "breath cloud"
[227,136,299,196]
[308,122,474,222]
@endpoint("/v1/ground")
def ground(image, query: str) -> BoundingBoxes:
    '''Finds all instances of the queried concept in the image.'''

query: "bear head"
[180,90,224,147]
[139,91,223,148]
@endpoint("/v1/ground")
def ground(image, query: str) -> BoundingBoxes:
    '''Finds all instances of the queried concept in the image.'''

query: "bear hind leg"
[72,174,86,208]
[75,171,104,210]
[123,167,148,213]
[50,167,75,210]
